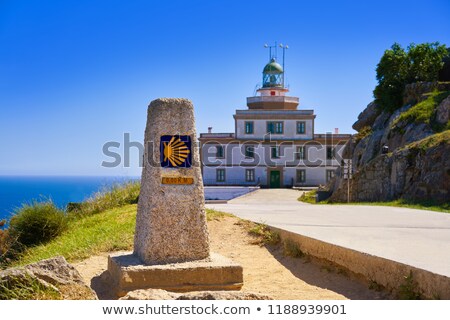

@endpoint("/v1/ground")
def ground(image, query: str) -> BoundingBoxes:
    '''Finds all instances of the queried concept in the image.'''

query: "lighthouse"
[199,45,351,188]
[247,47,299,110]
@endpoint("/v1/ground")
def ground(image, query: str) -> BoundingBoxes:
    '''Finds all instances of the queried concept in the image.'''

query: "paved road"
[206,189,450,277]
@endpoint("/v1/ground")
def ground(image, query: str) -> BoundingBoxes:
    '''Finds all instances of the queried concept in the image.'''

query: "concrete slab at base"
[108,252,243,297]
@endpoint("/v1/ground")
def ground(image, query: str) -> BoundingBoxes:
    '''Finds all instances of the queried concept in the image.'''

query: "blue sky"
[0,0,449,176]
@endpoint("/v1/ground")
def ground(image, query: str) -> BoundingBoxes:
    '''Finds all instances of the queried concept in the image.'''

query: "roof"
[263,58,283,74]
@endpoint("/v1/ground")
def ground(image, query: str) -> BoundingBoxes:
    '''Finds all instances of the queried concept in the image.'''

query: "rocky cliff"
[327,82,450,204]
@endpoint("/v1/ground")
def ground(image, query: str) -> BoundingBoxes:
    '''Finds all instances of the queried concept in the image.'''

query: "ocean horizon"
[0,176,140,222]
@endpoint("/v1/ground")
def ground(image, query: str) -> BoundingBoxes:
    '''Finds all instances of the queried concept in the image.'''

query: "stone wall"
[329,137,450,203]
[327,81,450,204]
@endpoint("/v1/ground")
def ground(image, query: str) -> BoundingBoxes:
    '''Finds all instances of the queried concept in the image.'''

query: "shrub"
[69,181,140,217]
[247,223,280,245]
[298,190,317,204]
[283,239,304,258]
[9,201,68,247]
[374,42,448,112]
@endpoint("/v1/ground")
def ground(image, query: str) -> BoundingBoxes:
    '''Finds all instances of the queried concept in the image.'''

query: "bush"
[374,42,448,112]
[9,201,68,247]
[69,181,140,217]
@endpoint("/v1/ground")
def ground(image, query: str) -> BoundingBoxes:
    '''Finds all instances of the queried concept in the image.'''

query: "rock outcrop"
[328,82,450,204]
[0,256,97,300]
[120,288,272,300]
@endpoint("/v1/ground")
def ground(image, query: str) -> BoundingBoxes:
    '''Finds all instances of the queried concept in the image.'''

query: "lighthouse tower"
[247,47,299,110]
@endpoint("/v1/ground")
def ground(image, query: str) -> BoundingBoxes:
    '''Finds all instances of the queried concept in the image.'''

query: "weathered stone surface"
[329,137,450,203]
[0,256,97,300]
[108,251,243,297]
[435,95,450,126]
[120,288,272,300]
[403,81,450,106]
[352,101,380,132]
[134,98,209,264]
[24,256,85,286]
[328,82,450,204]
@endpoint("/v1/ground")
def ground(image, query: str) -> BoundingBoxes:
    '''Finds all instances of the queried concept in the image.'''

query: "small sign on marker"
[161,176,194,185]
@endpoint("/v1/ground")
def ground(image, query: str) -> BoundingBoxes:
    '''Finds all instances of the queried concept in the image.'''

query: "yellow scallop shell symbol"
[163,136,190,167]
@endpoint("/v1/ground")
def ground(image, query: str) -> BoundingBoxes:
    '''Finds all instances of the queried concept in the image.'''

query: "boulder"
[120,289,272,300]
[435,95,450,126]
[0,256,97,300]
[352,101,379,132]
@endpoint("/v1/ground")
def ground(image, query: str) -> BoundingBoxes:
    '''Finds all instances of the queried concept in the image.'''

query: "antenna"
[264,42,279,60]
[279,43,289,87]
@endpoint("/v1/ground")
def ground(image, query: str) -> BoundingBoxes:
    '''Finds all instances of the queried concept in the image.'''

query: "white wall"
[236,119,313,140]
[201,142,345,167]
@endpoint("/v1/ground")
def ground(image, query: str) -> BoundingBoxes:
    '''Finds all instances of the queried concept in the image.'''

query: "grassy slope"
[15,205,137,266]
[13,207,230,267]
[394,90,450,131]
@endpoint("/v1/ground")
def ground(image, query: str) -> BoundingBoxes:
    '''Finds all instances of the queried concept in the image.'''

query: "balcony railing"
[314,134,352,139]
[199,133,235,139]
[246,96,299,104]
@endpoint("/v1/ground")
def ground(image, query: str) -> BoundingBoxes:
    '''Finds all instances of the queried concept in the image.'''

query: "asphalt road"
[206,189,450,277]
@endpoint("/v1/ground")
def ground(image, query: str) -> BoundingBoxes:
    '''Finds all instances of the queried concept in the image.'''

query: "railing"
[199,133,235,139]
[203,178,261,186]
[235,109,314,115]
[314,134,352,139]
[246,96,300,104]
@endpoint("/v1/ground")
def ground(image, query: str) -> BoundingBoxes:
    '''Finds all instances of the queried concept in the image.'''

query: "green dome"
[263,58,283,74]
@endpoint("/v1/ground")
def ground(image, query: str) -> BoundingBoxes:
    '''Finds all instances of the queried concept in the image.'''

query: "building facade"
[199,56,351,188]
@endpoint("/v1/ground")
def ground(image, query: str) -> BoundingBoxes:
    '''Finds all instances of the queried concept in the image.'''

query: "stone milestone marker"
[134,98,209,264]
[108,98,243,297]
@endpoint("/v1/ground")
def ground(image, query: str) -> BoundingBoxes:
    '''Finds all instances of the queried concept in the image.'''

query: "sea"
[0,176,139,222]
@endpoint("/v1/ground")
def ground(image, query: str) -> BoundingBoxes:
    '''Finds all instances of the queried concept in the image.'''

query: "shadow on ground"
[91,271,116,300]
[264,244,391,300]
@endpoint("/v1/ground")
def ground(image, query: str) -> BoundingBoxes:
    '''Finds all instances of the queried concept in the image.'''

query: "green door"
[269,171,281,188]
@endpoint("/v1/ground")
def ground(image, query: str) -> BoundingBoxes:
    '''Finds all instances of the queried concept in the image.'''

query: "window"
[326,170,335,182]
[216,169,225,182]
[326,146,335,160]
[296,146,305,160]
[267,121,283,134]
[296,169,306,183]
[271,146,280,159]
[296,121,306,134]
[245,121,254,134]
[245,169,255,182]
[244,145,255,158]
[216,145,224,158]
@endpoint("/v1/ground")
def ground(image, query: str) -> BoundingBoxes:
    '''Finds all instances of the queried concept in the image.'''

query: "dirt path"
[74,216,386,300]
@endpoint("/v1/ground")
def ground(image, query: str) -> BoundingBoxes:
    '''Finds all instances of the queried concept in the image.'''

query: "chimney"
[335,128,339,134]
[208,127,212,134]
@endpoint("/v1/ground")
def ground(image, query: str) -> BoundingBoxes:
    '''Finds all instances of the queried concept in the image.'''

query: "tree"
[373,42,448,112]
[407,42,448,82]
[374,43,408,111]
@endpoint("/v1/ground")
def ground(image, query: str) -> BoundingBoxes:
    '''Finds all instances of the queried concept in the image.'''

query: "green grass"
[283,239,304,258]
[247,223,281,245]
[14,204,137,266]
[394,90,450,131]
[205,208,234,221]
[300,196,449,213]
[12,207,234,267]
[406,129,450,151]
[68,181,140,218]
[298,190,317,204]
[0,274,61,300]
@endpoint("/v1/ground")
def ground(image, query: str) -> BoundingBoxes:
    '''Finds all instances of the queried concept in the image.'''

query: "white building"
[199,54,351,188]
